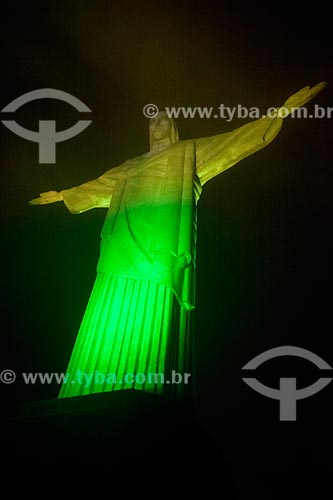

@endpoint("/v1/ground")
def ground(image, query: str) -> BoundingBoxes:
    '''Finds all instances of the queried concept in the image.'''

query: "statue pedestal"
[4,390,243,495]
[5,390,206,463]
[5,389,328,496]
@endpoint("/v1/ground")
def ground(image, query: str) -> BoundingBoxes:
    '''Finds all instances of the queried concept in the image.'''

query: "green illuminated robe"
[58,115,283,399]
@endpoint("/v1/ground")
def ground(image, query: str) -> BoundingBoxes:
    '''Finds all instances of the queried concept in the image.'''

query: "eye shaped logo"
[242,346,332,421]
[1,88,92,164]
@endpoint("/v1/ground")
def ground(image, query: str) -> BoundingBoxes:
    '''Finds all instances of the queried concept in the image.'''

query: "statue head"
[149,111,179,152]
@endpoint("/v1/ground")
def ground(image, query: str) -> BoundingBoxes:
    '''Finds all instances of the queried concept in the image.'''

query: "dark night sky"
[0,0,332,481]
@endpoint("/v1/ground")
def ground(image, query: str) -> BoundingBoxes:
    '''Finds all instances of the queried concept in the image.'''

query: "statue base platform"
[2,389,329,497]
[4,390,216,464]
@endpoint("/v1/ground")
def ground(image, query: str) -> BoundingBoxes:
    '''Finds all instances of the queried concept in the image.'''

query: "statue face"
[149,112,172,142]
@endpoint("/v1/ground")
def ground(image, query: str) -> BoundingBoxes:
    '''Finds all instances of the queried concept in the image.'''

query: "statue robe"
[58,115,283,399]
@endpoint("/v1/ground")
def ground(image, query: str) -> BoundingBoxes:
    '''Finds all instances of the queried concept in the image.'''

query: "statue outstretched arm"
[195,82,327,186]
[60,173,116,214]
[29,170,117,214]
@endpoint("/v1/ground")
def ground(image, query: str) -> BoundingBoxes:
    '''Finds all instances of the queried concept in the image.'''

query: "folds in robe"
[61,114,283,310]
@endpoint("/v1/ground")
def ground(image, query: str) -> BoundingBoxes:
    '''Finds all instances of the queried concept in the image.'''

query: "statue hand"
[29,191,63,206]
[282,81,327,116]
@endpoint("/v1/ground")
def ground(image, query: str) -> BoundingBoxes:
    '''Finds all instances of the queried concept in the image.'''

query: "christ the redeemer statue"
[30,82,326,400]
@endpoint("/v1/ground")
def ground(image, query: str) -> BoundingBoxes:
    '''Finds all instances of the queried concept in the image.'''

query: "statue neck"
[150,137,172,153]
